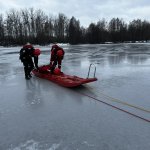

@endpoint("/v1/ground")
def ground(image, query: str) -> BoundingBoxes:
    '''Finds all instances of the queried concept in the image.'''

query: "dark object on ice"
[32,64,97,87]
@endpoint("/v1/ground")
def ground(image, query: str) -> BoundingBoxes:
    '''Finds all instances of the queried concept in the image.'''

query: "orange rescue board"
[32,65,97,87]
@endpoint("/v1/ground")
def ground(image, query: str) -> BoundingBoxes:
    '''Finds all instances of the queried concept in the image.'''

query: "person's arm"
[34,56,39,69]
[19,49,22,60]
[62,48,65,55]
[50,50,55,64]
[19,48,25,62]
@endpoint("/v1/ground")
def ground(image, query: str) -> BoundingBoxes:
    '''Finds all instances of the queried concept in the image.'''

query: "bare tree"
[0,14,4,44]
[53,13,67,42]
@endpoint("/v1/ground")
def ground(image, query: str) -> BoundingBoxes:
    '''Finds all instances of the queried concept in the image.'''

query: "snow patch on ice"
[8,140,61,150]
[82,141,95,147]
[8,140,38,150]
[47,143,60,150]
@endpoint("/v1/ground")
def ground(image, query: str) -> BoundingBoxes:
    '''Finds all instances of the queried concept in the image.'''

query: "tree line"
[0,8,150,46]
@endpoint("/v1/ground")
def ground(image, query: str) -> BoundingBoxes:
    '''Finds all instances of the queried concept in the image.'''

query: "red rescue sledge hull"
[32,65,97,87]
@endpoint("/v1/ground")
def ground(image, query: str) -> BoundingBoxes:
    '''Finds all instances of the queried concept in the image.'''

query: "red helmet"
[34,48,41,56]
[57,49,64,57]
[53,68,61,75]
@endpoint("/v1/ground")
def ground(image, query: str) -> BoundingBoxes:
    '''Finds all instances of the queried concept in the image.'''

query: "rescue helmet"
[57,49,64,57]
[33,48,41,56]
[53,68,61,75]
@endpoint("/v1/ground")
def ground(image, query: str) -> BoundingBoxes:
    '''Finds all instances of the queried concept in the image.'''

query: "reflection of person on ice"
[50,44,65,74]
[19,42,41,79]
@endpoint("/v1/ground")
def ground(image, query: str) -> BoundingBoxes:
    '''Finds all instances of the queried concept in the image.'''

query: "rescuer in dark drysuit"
[19,43,39,79]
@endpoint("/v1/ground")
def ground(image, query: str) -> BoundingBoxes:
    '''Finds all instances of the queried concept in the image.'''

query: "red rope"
[78,91,150,123]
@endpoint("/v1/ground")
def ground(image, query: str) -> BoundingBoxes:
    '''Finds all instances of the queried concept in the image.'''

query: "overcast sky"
[0,0,150,27]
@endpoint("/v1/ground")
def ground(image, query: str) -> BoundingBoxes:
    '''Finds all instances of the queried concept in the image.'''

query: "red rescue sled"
[32,64,97,87]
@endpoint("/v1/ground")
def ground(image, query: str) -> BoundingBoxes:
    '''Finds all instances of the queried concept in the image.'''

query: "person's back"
[50,44,59,60]
[19,47,32,62]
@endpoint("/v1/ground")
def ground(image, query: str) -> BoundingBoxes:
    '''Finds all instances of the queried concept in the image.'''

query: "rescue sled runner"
[32,64,97,87]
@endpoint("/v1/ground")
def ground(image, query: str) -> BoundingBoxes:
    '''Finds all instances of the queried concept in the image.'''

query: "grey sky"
[0,0,150,27]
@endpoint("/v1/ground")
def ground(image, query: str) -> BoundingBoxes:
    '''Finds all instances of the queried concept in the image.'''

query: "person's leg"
[34,56,38,69]
[23,62,30,79]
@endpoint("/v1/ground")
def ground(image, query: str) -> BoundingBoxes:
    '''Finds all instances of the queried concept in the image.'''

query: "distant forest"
[0,8,150,46]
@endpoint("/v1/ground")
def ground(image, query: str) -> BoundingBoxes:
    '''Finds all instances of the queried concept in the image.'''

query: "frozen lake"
[0,43,150,150]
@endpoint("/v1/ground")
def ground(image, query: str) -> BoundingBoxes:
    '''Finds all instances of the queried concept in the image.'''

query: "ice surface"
[0,43,150,150]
